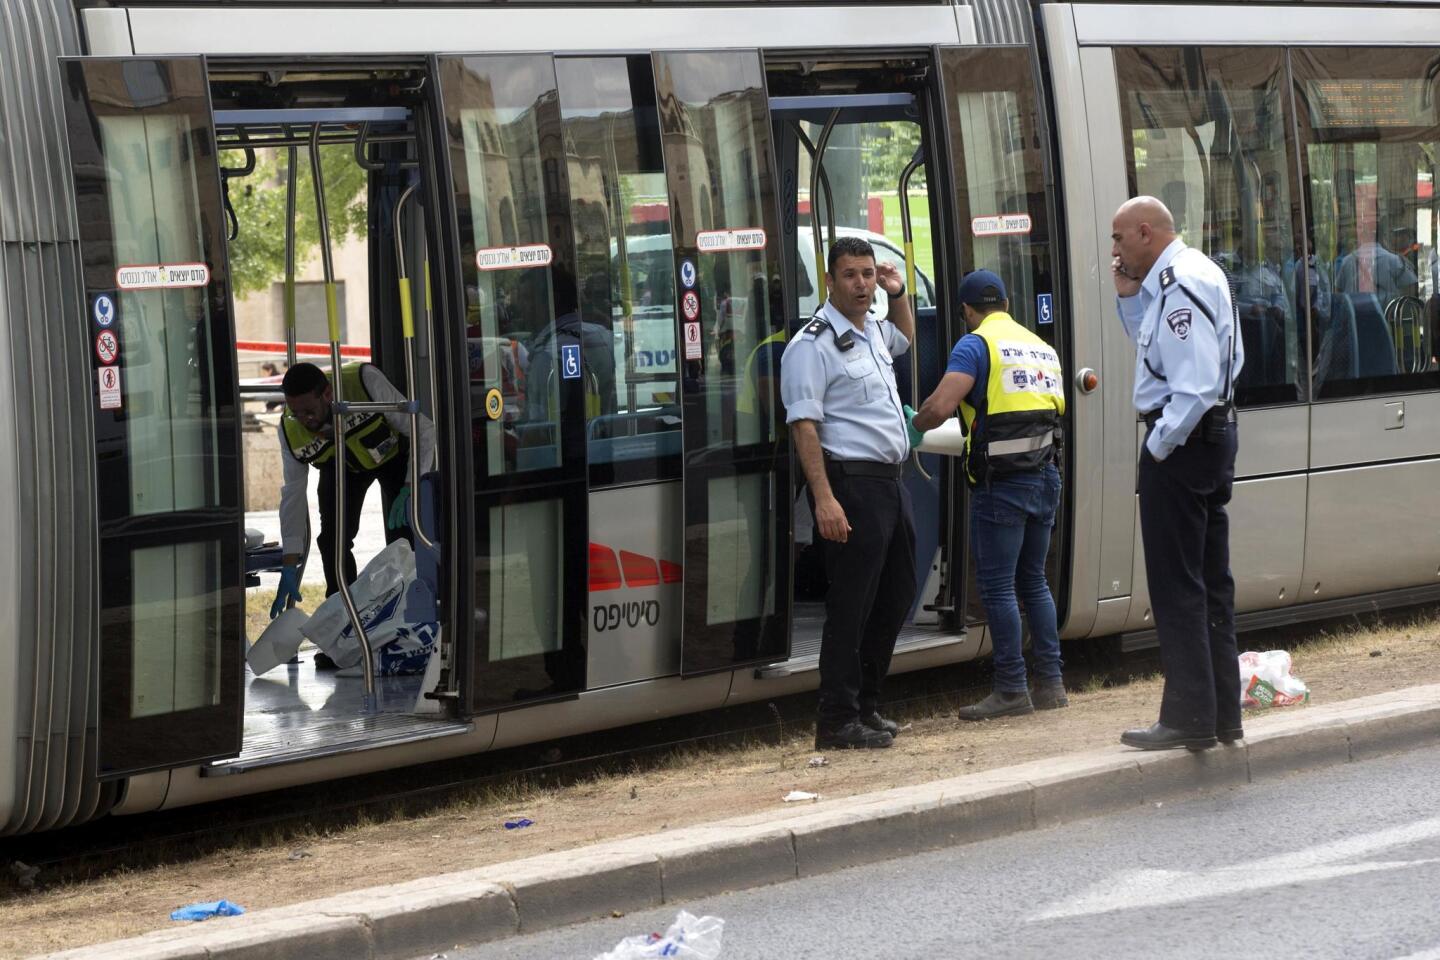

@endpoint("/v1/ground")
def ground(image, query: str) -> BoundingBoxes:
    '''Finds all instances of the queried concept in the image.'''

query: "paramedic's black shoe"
[1120,722,1217,752]
[313,651,338,671]
[815,721,893,750]
[1032,681,1069,710]
[958,690,1034,721]
[860,711,900,737]
[1217,725,1245,744]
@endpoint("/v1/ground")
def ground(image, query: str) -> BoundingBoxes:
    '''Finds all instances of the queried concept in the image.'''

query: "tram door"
[934,46,1068,628]
[433,55,592,710]
[653,51,794,676]
[59,58,246,776]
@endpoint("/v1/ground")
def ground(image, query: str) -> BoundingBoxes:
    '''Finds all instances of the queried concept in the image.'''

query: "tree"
[225,145,369,299]
[862,122,926,194]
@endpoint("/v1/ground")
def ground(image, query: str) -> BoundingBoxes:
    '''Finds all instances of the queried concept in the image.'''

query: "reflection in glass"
[1116,47,1301,405]
[131,542,221,718]
[446,56,570,477]
[99,113,222,513]
[558,56,680,481]
[484,500,563,661]
[706,474,771,625]
[942,49,1053,343]
[1294,48,1440,395]
[654,51,782,450]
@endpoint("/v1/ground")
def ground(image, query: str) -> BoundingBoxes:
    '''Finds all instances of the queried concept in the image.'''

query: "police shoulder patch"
[1159,266,1176,289]
[1165,308,1192,341]
[801,318,828,339]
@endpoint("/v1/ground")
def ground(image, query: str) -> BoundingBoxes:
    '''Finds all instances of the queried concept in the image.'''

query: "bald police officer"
[781,235,916,750]
[1111,196,1245,751]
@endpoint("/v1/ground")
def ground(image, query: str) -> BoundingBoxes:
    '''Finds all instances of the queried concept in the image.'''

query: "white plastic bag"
[302,540,438,675]
[1238,650,1310,708]
[592,911,724,960]
[247,606,309,676]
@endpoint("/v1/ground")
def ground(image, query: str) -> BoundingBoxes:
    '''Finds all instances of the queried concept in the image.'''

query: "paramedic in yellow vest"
[906,270,1067,720]
[270,361,436,621]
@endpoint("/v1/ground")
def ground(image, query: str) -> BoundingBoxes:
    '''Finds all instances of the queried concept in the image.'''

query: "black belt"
[825,458,904,480]
[1142,404,1235,436]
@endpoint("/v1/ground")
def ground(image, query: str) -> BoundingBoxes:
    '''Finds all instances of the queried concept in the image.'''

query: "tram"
[2,0,1438,834]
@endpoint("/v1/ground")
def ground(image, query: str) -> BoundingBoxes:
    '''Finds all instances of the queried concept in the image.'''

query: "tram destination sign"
[115,263,210,290]
[1306,79,1433,128]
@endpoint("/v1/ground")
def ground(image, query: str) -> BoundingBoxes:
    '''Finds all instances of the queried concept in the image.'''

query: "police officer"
[906,270,1067,721]
[1110,196,1245,751]
[780,235,916,750]
[270,362,436,625]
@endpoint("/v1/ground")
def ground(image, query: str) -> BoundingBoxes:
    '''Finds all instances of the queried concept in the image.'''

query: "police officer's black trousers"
[817,473,917,728]
[1137,422,1242,735]
[316,446,411,597]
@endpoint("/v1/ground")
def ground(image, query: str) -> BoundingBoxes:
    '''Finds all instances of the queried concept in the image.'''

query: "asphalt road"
[430,741,1440,960]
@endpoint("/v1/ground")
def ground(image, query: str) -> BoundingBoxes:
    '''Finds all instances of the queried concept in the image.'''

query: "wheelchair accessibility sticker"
[1037,293,1053,325]
[561,343,582,380]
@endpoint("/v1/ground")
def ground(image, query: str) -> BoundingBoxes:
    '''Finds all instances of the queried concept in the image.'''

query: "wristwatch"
[888,281,907,298]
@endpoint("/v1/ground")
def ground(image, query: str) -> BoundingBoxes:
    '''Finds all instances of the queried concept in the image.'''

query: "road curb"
[33,684,1440,960]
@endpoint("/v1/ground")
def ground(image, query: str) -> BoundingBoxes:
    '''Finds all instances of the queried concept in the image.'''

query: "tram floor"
[3,609,1439,956]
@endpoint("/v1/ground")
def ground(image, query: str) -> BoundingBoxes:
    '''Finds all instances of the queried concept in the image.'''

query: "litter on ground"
[782,790,820,803]
[1238,650,1310,707]
[593,910,724,959]
[503,818,535,830]
[170,900,245,922]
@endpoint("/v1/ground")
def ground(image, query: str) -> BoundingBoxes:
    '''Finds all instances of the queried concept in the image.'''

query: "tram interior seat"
[1349,293,1400,378]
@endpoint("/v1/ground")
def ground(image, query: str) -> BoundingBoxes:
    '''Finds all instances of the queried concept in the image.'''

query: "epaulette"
[800,317,828,339]
[1159,266,1176,289]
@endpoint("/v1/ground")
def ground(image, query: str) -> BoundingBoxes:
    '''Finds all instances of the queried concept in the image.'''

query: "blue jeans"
[969,464,1062,693]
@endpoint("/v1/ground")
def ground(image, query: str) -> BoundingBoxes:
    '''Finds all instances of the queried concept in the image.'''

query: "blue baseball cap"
[958,269,1007,306]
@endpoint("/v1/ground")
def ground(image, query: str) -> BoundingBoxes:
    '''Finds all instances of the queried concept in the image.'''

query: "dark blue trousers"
[1137,422,1242,735]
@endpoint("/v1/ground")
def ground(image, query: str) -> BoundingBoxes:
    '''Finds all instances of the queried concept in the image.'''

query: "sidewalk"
[35,683,1440,960]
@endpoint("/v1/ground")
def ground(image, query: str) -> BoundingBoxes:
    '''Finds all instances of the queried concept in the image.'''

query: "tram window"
[1116,47,1304,407]
[101,111,226,513]
[1292,48,1440,398]
[557,55,681,486]
[940,48,1055,344]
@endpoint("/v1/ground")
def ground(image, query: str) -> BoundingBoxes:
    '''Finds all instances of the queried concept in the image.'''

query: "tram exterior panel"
[1,0,1439,833]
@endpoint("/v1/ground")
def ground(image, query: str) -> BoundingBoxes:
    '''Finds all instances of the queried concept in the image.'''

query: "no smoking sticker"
[98,366,122,410]
[95,330,119,365]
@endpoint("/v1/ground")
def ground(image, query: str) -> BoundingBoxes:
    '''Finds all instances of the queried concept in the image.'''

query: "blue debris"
[503,818,534,830]
[170,899,246,922]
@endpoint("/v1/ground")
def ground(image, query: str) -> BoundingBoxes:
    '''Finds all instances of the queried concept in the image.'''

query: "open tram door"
[932,45,1070,633]
[59,57,246,777]
[651,51,794,677]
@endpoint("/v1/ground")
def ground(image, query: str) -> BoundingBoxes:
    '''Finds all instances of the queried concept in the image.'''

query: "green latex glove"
[387,484,411,531]
[903,404,926,449]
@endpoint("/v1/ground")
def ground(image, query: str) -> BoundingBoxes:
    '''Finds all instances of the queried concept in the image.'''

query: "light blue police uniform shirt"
[780,299,911,464]
[1117,238,1245,461]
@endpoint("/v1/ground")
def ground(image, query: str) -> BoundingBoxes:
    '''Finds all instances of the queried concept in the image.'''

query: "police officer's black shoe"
[860,711,901,737]
[1217,726,1245,744]
[957,690,1035,721]
[815,721,894,750]
[1120,722,1217,752]
[1031,681,1069,710]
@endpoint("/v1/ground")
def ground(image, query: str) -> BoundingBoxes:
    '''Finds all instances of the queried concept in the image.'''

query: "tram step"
[202,717,473,776]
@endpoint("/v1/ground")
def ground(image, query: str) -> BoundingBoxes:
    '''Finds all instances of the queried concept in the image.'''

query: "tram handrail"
[807,110,840,303]
[393,182,438,551]
[310,123,378,713]
[898,146,931,482]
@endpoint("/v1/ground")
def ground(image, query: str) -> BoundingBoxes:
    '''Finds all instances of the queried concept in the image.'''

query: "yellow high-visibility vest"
[282,363,403,472]
[958,312,1065,485]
